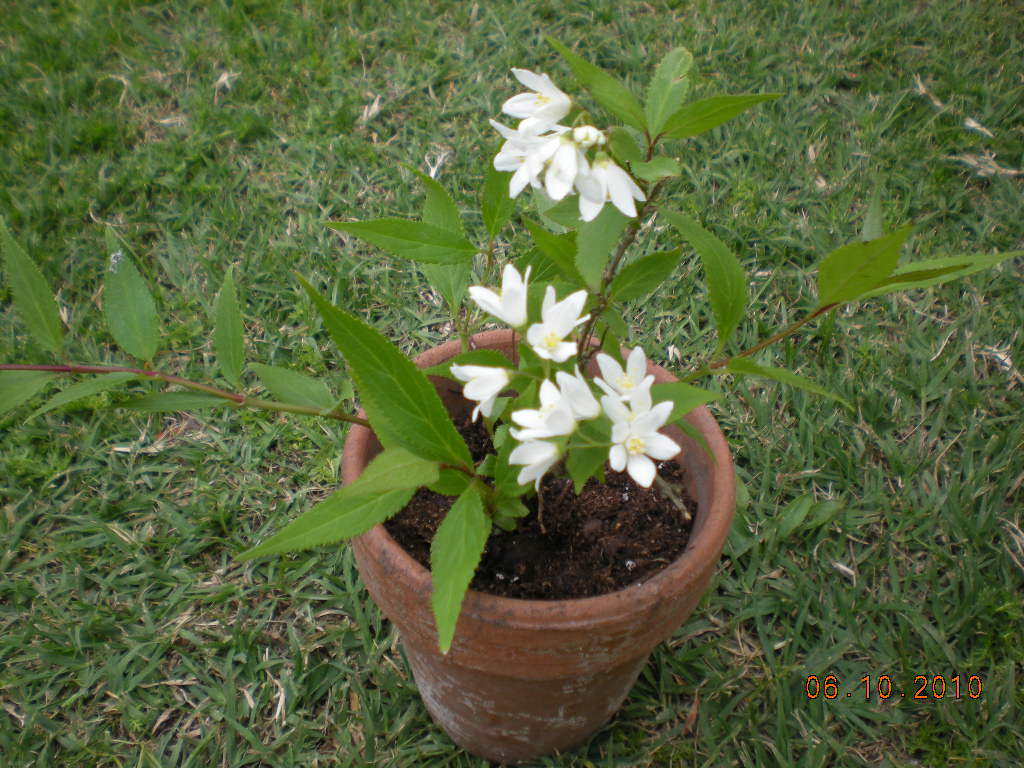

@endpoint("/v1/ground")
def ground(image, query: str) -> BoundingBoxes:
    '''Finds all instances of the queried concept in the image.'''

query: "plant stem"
[576,179,668,367]
[679,303,839,383]
[0,363,371,427]
[654,474,691,523]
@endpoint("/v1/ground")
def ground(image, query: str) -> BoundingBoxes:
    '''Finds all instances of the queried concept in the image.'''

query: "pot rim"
[346,329,736,632]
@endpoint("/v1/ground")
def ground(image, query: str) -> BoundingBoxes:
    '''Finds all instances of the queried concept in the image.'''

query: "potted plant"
[1,38,1017,764]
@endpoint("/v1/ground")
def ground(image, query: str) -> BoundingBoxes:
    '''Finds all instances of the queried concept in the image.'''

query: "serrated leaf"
[664,209,746,352]
[523,220,586,286]
[0,371,58,414]
[104,254,159,361]
[660,93,781,139]
[406,165,472,312]
[610,248,681,301]
[728,358,852,410]
[213,266,244,387]
[576,205,629,290]
[240,488,415,559]
[430,485,491,654]
[429,469,472,496]
[546,36,646,131]
[645,46,694,136]
[422,348,514,379]
[601,305,630,339]
[327,219,476,265]
[566,417,611,493]
[816,227,912,307]
[631,156,681,183]
[1,218,64,354]
[608,126,643,167]
[650,381,721,422]
[249,362,335,410]
[857,251,1021,300]
[299,277,472,468]
[29,372,138,420]
[482,163,516,238]
[121,391,226,411]
[861,185,884,241]
[539,194,583,230]
[343,446,440,497]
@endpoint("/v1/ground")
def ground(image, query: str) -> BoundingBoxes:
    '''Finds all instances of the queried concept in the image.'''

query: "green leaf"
[608,126,643,167]
[566,417,612,493]
[576,205,629,290]
[857,251,1022,300]
[601,305,630,339]
[343,446,440,498]
[482,164,516,238]
[240,488,414,559]
[299,277,472,468]
[816,227,912,306]
[546,36,646,131]
[406,165,472,312]
[0,371,58,414]
[327,219,476,265]
[664,209,746,352]
[1,218,64,354]
[609,249,681,301]
[650,381,721,422]
[661,93,781,139]
[539,194,582,230]
[631,157,681,183]
[121,391,227,411]
[775,495,814,541]
[861,184,884,242]
[104,254,159,361]
[213,266,244,388]
[250,362,336,411]
[645,46,694,136]
[429,469,472,496]
[677,417,714,462]
[523,220,586,287]
[29,372,138,420]
[430,485,491,654]
[422,348,514,379]
[728,358,852,410]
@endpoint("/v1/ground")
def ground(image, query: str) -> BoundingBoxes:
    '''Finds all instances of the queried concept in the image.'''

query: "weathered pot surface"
[344,329,735,764]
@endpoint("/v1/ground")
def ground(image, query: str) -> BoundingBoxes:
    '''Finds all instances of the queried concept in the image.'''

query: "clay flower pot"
[342,329,735,764]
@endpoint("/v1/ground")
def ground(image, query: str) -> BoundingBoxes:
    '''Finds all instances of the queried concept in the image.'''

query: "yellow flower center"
[619,374,634,391]
[535,93,550,105]
[626,436,646,456]
[543,331,561,350]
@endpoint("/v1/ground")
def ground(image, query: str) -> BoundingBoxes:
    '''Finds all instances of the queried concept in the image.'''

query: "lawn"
[1,1,1022,766]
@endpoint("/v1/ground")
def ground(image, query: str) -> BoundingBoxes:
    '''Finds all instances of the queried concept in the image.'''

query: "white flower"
[501,68,571,131]
[526,286,589,362]
[575,156,646,222]
[603,395,680,488]
[490,119,565,198]
[544,136,589,201]
[595,347,655,403]
[571,125,605,149]
[509,379,576,441]
[508,439,561,490]
[469,264,531,328]
[450,364,510,422]
[554,368,601,420]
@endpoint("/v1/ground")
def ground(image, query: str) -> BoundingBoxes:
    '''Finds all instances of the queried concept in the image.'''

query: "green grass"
[1,0,1022,765]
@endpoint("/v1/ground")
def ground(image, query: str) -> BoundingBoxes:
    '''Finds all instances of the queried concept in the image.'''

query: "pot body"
[344,330,735,764]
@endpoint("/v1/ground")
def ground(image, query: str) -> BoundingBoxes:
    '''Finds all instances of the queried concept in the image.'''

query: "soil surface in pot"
[384,414,697,600]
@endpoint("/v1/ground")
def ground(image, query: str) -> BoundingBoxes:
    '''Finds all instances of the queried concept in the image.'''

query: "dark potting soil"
[384,412,697,600]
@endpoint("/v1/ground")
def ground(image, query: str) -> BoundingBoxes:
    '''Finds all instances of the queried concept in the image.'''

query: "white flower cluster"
[491,69,646,222]
[452,266,681,490]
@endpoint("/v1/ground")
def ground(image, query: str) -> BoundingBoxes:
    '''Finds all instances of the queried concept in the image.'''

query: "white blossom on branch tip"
[468,264,531,328]
[603,395,680,488]
[554,368,601,420]
[490,119,566,198]
[576,156,646,221]
[510,379,577,442]
[508,439,560,490]
[450,364,510,422]
[526,286,590,362]
[501,68,571,131]
[595,347,656,403]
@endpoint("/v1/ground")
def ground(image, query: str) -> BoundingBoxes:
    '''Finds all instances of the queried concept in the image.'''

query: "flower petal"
[609,444,627,472]
[645,432,681,460]
[627,454,657,487]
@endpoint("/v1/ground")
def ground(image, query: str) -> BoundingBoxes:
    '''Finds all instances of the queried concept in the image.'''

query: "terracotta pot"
[343,329,735,764]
